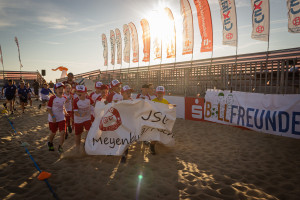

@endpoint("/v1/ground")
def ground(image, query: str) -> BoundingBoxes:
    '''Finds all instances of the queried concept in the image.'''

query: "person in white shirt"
[148,83,157,100]
[106,79,123,103]
[89,81,103,122]
[47,82,67,153]
[121,85,133,100]
[136,84,151,100]
[73,85,94,150]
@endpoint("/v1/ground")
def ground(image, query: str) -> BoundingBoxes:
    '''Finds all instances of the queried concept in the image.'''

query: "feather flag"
[164,8,176,58]
[218,0,237,46]
[287,0,300,33]
[180,0,194,55]
[194,0,213,52]
[123,24,131,63]
[102,34,108,66]
[14,36,23,68]
[128,22,139,63]
[0,45,3,66]
[115,28,122,64]
[110,30,116,65]
[251,0,269,41]
[52,66,69,78]
[140,19,151,62]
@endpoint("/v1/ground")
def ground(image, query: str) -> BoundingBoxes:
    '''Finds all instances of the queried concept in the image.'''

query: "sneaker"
[68,125,72,133]
[38,104,41,109]
[48,142,54,151]
[150,144,156,155]
[65,132,68,140]
[58,145,63,153]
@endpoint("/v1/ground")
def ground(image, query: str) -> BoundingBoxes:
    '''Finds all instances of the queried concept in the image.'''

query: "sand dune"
[1,100,300,200]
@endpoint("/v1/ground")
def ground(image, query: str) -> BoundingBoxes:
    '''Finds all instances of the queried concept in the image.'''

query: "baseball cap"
[156,86,165,93]
[121,85,133,93]
[54,82,64,89]
[95,81,103,88]
[76,85,87,93]
[100,84,109,90]
[111,79,122,87]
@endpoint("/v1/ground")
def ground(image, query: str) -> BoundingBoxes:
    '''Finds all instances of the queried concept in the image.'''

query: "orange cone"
[38,171,52,181]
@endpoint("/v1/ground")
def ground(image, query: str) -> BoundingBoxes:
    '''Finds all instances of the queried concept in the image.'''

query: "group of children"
[2,79,35,114]
[47,79,171,159]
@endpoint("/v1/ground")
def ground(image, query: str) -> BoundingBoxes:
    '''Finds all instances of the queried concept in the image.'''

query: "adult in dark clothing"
[32,79,40,100]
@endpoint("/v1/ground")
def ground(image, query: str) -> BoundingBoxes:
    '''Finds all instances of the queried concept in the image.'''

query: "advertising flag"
[287,0,300,33]
[164,8,176,58]
[193,0,213,52]
[115,28,122,64]
[110,30,116,65]
[128,22,139,63]
[180,0,194,55]
[123,24,131,63]
[140,19,151,62]
[102,34,108,66]
[251,0,269,41]
[14,36,23,68]
[218,0,237,46]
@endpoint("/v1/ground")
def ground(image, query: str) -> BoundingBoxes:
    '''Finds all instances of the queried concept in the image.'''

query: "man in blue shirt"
[18,81,28,113]
[2,80,17,114]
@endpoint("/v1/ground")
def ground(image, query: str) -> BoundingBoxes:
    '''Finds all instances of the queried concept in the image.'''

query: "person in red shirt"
[136,83,151,100]
[47,82,67,153]
[95,84,109,103]
[106,79,123,103]
[73,85,94,151]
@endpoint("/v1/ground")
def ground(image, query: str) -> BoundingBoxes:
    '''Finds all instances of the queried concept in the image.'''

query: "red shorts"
[66,111,74,127]
[75,120,91,135]
[49,120,66,133]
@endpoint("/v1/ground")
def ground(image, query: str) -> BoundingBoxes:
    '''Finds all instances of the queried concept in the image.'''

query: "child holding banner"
[121,85,133,100]
[148,83,157,100]
[47,83,67,153]
[95,84,109,102]
[73,85,94,151]
[106,79,123,103]
[136,84,151,100]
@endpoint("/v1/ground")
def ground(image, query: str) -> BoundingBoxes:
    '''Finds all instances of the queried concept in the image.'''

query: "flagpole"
[0,45,4,80]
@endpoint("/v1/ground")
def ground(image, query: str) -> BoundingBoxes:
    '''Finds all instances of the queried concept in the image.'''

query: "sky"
[0,0,300,82]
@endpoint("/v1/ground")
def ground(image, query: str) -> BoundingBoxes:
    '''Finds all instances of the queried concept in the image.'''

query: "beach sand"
[1,100,300,200]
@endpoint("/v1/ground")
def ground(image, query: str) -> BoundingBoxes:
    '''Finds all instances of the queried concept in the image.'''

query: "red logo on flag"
[293,17,300,26]
[99,107,122,131]
[226,33,233,40]
[256,25,264,33]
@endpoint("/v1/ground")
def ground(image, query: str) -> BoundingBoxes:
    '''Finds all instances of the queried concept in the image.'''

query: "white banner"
[123,24,130,63]
[251,0,269,41]
[218,0,237,46]
[287,0,300,33]
[110,30,116,65]
[102,34,108,66]
[85,99,176,155]
[204,90,300,139]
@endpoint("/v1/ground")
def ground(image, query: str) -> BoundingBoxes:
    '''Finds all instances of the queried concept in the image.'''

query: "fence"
[58,47,300,97]
[0,70,45,87]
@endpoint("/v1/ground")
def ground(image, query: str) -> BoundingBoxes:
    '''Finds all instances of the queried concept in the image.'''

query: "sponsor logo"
[226,33,233,40]
[290,0,300,15]
[293,17,300,26]
[253,0,265,24]
[256,25,264,33]
[99,107,122,131]
[220,0,233,31]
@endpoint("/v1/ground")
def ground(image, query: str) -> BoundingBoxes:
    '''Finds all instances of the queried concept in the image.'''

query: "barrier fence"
[57,47,300,96]
[0,70,45,86]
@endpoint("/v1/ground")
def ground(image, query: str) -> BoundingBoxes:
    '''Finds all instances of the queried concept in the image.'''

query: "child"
[73,85,94,150]
[64,84,73,137]
[95,84,109,102]
[26,82,34,106]
[150,86,169,155]
[121,85,133,100]
[136,83,151,100]
[2,80,17,114]
[148,83,157,100]
[47,83,67,153]
[39,83,54,109]
[18,81,28,113]
[89,81,103,121]
[106,79,123,103]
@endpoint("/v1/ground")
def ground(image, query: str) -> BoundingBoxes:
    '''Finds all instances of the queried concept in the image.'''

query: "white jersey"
[47,95,67,122]
[106,91,123,103]
[149,94,157,100]
[73,97,94,123]
[136,93,151,100]
[64,93,73,112]
[89,91,102,102]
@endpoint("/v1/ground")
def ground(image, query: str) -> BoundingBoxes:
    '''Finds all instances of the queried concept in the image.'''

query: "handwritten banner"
[85,99,176,155]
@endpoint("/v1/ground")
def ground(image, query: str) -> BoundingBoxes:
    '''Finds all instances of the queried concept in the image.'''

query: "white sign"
[85,99,176,155]
[204,90,300,139]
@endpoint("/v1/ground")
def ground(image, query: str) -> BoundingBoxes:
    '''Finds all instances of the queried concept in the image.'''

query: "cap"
[156,86,165,93]
[76,85,87,93]
[95,81,103,88]
[54,82,64,89]
[111,79,122,87]
[100,84,109,90]
[121,85,133,93]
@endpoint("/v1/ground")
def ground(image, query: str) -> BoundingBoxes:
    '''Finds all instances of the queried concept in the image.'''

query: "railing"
[57,47,300,96]
[0,70,46,86]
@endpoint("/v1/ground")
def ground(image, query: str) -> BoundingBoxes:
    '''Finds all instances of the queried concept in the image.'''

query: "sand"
[1,100,300,200]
